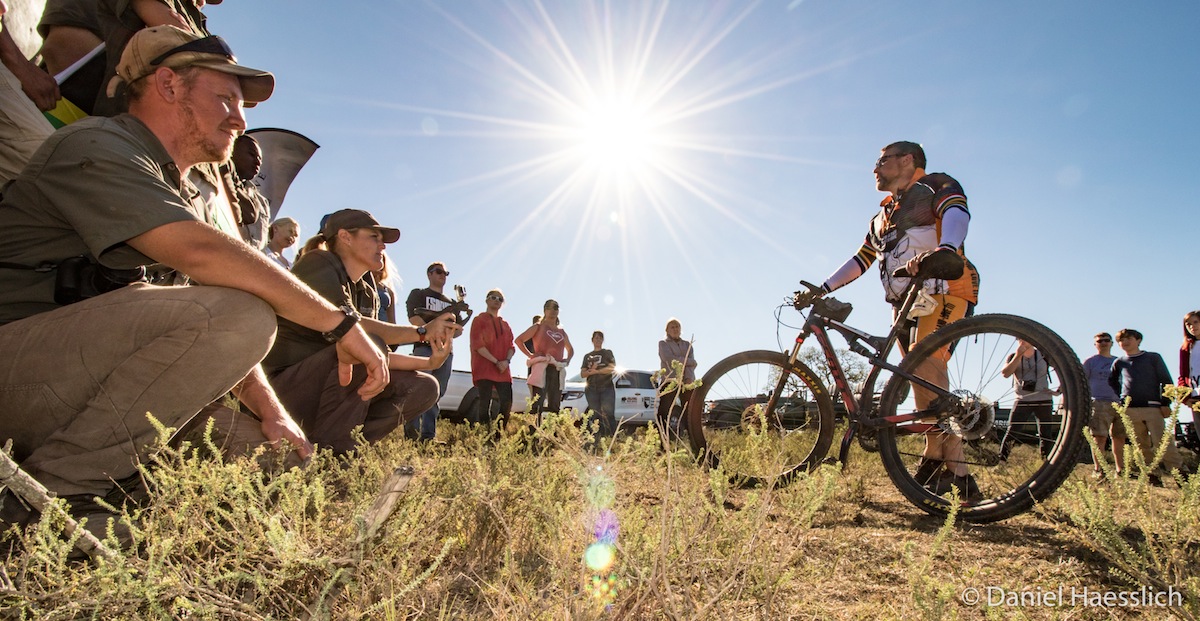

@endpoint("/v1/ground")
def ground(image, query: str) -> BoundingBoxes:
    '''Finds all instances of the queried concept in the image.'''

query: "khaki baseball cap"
[321,209,401,244]
[109,26,274,106]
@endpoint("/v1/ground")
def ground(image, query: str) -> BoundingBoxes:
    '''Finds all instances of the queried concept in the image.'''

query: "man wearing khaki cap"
[0,26,453,532]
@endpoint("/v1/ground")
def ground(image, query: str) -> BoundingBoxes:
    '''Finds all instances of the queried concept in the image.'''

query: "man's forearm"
[128,221,345,333]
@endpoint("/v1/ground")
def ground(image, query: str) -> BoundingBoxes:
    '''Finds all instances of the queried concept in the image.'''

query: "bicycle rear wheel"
[876,314,1089,523]
[686,350,836,487]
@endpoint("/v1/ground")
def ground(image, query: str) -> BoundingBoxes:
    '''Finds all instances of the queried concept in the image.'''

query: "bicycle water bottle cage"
[815,297,852,323]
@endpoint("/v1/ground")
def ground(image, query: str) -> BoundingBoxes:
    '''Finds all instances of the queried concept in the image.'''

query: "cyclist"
[795,141,981,498]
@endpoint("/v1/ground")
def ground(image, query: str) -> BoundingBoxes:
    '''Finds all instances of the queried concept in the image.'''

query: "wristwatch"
[416,325,428,342]
[322,305,361,343]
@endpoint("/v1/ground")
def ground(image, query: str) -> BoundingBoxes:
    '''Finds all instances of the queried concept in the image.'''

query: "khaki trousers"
[1125,406,1184,473]
[0,284,276,497]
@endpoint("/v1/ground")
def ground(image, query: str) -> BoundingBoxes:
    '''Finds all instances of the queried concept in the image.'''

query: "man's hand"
[261,410,313,459]
[793,286,823,310]
[232,365,313,459]
[11,57,60,111]
[335,325,389,400]
[496,359,509,373]
[425,313,460,342]
[427,334,452,368]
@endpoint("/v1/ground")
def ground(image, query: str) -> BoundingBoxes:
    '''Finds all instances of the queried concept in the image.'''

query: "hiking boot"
[932,471,984,502]
[912,458,944,487]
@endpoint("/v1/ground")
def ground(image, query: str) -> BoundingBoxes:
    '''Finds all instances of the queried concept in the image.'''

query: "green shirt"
[0,114,200,325]
[263,250,380,374]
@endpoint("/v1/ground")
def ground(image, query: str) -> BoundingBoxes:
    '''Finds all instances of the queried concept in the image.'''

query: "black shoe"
[932,472,984,502]
[913,458,944,487]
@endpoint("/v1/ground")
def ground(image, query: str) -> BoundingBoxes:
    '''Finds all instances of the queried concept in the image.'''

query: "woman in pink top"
[516,299,574,422]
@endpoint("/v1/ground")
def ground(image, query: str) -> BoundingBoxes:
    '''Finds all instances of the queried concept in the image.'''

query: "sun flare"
[573,100,660,173]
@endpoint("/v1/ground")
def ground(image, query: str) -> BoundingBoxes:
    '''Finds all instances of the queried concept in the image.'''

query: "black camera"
[1019,380,1037,392]
[54,256,147,305]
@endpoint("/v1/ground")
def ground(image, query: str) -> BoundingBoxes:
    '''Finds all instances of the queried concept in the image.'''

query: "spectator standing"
[230,134,270,249]
[1109,328,1184,484]
[1084,332,1125,477]
[581,330,617,439]
[517,300,573,422]
[470,289,515,432]
[999,340,1056,460]
[95,0,209,115]
[263,217,299,269]
[373,253,397,323]
[38,0,105,114]
[1177,311,1200,395]
[656,318,697,440]
[524,314,540,400]
[0,6,56,184]
[405,262,462,441]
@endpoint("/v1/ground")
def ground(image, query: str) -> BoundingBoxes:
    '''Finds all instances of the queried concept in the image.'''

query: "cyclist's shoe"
[912,458,944,487]
[932,471,984,502]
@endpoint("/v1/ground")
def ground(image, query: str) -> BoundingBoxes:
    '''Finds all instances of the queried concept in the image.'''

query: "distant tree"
[798,346,870,397]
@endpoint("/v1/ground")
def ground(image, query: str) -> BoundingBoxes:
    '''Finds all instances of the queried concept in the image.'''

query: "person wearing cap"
[405,261,465,441]
[264,209,456,453]
[0,26,404,533]
[95,0,212,116]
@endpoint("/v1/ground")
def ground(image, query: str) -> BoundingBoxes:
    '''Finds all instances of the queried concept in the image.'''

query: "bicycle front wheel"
[876,314,1089,523]
[686,350,836,487]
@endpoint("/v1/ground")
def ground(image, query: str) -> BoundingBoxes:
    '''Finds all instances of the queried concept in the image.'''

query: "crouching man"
[0,27,426,528]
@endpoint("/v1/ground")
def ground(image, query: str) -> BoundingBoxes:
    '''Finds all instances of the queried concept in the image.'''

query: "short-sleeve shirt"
[0,114,199,325]
[1083,354,1119,402]
[581,348,616,389]
[263,249,378,374]
[470,312,514,383]
[406,287,452,323]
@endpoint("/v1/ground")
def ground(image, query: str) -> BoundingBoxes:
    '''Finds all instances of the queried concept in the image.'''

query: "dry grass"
[0,410,1196,620]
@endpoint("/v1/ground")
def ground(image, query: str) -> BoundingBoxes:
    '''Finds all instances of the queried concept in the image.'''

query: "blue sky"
[207,1,1197,378]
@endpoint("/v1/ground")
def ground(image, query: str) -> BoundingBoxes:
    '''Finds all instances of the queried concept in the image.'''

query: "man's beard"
[179,100,234,164]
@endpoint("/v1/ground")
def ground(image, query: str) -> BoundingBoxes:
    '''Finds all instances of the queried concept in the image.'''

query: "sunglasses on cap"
[150,35,236,67]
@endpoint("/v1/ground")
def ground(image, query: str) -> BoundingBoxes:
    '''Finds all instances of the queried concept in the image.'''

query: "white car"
[561,369,659,426]
[438,369,530,423]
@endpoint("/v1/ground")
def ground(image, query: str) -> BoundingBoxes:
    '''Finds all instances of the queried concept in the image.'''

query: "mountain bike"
[685,256,1089,523]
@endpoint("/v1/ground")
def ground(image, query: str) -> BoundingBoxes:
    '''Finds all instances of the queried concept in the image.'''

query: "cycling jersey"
[832,171,980,305]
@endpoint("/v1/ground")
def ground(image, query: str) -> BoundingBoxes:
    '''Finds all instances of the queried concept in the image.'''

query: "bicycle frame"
[774,279,955,466]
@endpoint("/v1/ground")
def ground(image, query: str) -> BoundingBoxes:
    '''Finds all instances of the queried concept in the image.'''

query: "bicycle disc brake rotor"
[937,390,995,441]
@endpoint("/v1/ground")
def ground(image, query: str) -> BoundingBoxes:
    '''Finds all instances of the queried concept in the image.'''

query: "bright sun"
[574,100,660,174]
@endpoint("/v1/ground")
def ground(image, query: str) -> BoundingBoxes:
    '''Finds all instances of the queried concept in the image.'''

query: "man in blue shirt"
[1108,328,1183,484]
[1083,332,1124,478]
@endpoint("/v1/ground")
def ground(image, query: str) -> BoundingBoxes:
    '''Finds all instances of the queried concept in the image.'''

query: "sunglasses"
[150,35,236,66]
[1096,338,1111,343]
[875,153,909,168]
[487,295,504,303]
[430,269,449,276]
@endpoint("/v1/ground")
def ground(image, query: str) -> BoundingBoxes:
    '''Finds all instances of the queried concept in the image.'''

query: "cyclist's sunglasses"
[150,35,236,66]
[487,295,504,303]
